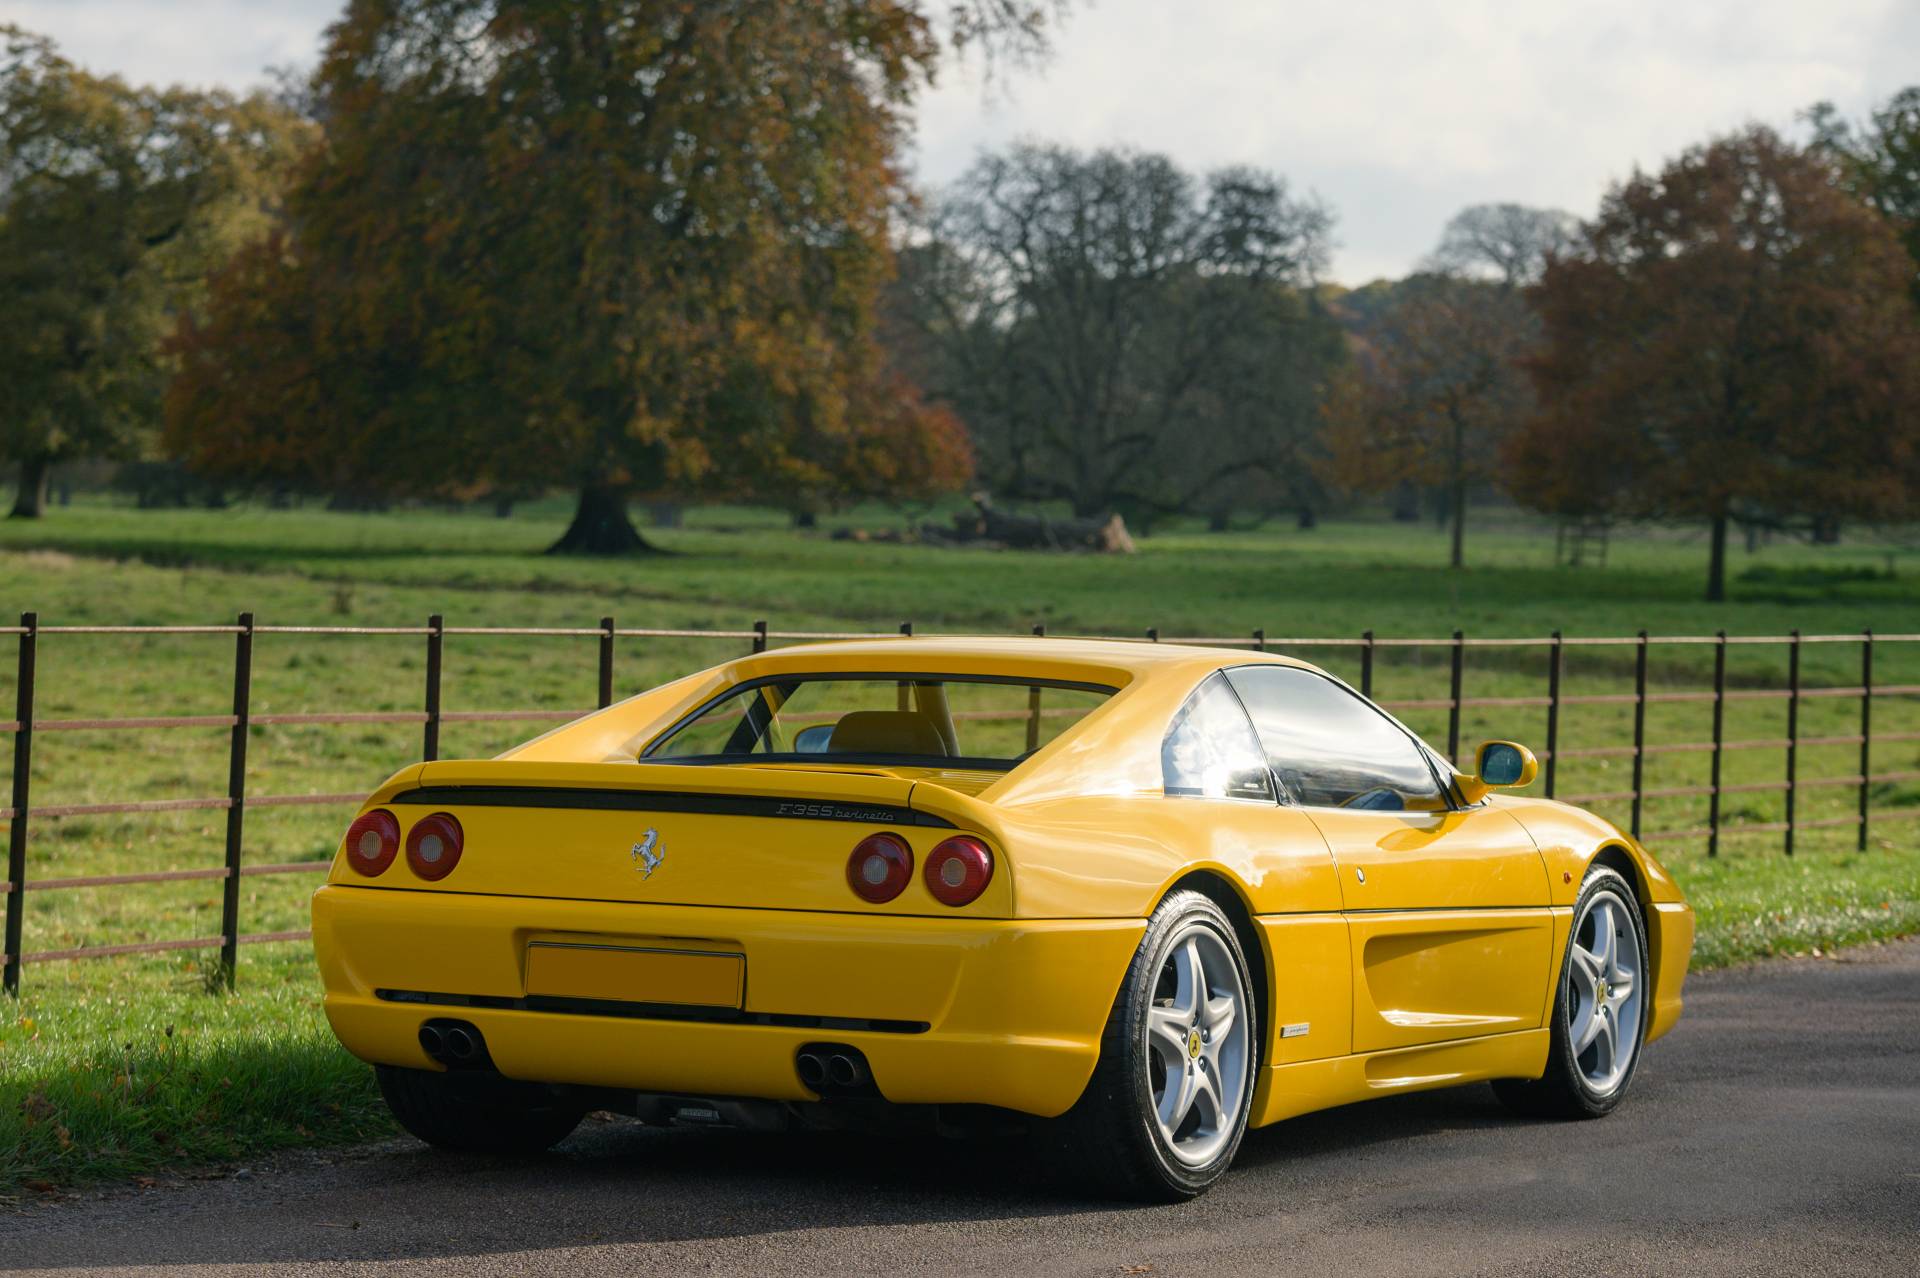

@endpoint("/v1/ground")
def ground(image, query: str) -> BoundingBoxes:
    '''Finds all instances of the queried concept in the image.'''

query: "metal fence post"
[1859,629,1873,851]
[1447,630,1465,764]
[1785,629,1801,858]
[4,612,37,997]
[423,614,444,761]
[1631,630,1649,838]
[598,616,616,709]
[1545,630,1563,800]
[895,624,914,710]
[1709,631,1727,857]
[1025,674,1044,753]
[1252,628,1265,653]
[219,612,254,989]
[1360,630,1375,699]
[752,620,768,654]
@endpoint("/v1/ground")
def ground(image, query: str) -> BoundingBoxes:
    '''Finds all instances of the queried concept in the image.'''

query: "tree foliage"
[0,25,311,516]
[166,1,1025,551]
[1425,202,1579,288]
[1510,127,1920,600]
[1319,273,1537,566]
[902,143,1339,523]
[1809,87,1920,305]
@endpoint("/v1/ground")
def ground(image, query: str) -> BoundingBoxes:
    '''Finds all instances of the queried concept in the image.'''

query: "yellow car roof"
[732,635,1320,688]
[500,636,1325,782]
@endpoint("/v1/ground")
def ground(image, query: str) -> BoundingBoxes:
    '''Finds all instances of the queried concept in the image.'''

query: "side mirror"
[1458,740,1539,804]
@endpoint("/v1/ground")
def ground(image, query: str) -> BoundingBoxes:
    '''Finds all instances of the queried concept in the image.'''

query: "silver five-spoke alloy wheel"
[1145,923,1251,1167]
[1567,887,1643,1094]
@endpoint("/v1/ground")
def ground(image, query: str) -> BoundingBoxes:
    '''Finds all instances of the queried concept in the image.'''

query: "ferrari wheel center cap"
[1188,1029,1203,1059]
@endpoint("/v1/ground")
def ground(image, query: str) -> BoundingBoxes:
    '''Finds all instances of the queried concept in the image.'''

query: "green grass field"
[3,497,1920,1195]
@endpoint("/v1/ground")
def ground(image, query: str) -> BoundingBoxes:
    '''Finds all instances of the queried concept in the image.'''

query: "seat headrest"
[826,710,950,757]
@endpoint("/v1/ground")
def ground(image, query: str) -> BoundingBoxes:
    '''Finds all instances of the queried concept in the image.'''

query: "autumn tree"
[0,26,311,517]
[1425,202,1579,288]
[1175,280,1348,529]
[904,143,1338,523]
[1511,127,1920,601]
[166,2,1034,552]
[1809,88,1920,306]
[1320,273,1537,567]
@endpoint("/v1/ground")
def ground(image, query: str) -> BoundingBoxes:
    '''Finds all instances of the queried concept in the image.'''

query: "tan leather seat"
[825,710,951,757]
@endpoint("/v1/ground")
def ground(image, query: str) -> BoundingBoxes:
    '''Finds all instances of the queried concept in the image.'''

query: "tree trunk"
[10,455,52,519]
[547,484,655,556]
[1448,412,1467,569]
[1707,511,1729,603]
[1390,480,1420,523]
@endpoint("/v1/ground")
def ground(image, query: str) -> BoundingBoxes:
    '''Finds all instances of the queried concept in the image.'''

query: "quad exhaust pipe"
[418,1017,490,1069]
[826,1053,863,1088]
[443,1024,480,1062]
[795,1043,874,1097]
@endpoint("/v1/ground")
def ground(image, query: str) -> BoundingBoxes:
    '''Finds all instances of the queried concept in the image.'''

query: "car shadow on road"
[2,1086,1528,1271]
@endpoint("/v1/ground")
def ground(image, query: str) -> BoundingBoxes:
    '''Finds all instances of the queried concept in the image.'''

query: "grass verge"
[1680,841,1920,967]
[1,948,389,1200]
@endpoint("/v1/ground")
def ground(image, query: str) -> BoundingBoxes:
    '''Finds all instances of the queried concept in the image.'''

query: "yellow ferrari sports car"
[313,637,1693,1200]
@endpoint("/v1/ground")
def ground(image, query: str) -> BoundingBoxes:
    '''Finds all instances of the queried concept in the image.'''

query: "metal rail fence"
[3,613,1918,994]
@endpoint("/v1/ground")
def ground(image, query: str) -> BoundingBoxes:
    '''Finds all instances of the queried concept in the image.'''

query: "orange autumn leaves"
[162,3,1025,541]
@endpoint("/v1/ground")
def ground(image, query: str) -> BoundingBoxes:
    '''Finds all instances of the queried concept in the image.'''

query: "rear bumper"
[312,885,1143,1117]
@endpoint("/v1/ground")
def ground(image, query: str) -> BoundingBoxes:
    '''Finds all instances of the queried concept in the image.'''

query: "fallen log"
[927,495,1136,553]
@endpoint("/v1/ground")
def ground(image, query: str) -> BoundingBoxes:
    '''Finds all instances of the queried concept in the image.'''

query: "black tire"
[1494,865,1651,1120]
[1039,889,1260,1202]
[375,1065,589,1153]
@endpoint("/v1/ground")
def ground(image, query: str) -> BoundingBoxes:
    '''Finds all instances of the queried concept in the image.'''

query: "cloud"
[13,0,1916,284]
[913,0,1917,282]
[8,0,338,92]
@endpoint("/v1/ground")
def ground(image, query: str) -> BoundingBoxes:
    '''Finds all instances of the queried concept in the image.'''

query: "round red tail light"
[924,836,993,907]
[405,812,465,881]
[344,809,400,876]
[847,832,913,903]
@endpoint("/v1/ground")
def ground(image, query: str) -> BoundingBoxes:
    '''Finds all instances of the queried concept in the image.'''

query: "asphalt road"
[5,938,1919,1277]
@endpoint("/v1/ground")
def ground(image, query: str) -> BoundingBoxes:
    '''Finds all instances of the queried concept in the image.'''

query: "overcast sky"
[9,0,1916,283]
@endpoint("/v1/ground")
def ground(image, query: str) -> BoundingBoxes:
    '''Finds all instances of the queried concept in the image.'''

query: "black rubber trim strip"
[376,987,929,1034]
[386,785,956,828]
[643,669,1118,760]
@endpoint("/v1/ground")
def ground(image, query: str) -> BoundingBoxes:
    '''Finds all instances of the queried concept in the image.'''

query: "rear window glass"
[644,675,1115,768]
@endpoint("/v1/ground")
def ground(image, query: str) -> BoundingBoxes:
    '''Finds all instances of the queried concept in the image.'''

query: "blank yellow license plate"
[525,943,744,1009]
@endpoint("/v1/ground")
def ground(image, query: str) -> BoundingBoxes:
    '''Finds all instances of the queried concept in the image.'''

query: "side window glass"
[1162,673,1275,803]
[1223,666,1445,812]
